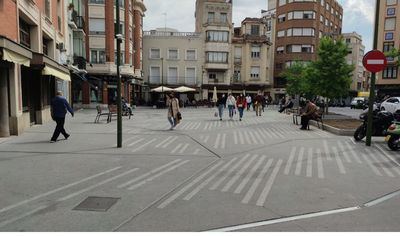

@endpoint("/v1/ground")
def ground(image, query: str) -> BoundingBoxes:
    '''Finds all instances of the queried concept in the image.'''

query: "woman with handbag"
[236,94,247,121]
[166,92,181,130]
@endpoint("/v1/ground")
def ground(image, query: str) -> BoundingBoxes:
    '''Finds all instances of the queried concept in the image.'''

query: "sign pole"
[366,0,381,147]
[116,0,123,148]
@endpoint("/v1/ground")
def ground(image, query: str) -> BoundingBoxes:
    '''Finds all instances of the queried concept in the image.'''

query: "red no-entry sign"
[363,50,387,73]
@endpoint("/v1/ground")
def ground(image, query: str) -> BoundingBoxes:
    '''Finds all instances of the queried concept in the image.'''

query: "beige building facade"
[343,32,366,92]
[143,29,204,103]
[377,0,400,97]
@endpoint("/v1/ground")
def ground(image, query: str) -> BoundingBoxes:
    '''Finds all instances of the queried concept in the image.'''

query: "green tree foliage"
[307,37,354,110]
[280,61,310,97]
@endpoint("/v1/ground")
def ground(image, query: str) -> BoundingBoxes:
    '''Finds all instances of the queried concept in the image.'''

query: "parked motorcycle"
[354,110,395,141]
[385,122,400,150]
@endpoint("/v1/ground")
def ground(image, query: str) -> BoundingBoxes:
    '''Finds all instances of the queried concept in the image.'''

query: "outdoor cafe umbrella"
[174,86,196,93]
[212,86,218,102]
[150,86,174,93]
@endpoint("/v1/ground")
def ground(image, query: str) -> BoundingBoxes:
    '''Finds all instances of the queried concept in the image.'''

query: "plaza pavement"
[0,107,399,231]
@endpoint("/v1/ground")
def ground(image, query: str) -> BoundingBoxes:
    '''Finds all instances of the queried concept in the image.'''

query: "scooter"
[354,109,394,141]
[385,122,400,151]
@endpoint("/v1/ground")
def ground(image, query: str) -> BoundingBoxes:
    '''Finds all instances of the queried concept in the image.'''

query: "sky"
[143,0,375,51]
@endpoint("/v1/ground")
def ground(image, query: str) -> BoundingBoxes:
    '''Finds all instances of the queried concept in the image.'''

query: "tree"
[307,36,354,113]
[280,61,311,97]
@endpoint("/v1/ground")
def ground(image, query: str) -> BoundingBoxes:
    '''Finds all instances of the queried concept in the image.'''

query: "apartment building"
[377,0,400,97]
[85,0,146,107]
[343,32,366,93]
[143,29,204,103]
[0,0,71,137]
[268,0,343,97]
[232,18,272,95]
[195,0,233,99]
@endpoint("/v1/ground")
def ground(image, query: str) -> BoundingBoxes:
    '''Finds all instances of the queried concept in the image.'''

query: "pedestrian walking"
[226,93,236,119]
[254,92,264,116]
[166,92,180,130]
[216,94,226,121]
[246,94,252,111]
[300,100,318,130]
[236,94,247,121]
[50,91,74,143]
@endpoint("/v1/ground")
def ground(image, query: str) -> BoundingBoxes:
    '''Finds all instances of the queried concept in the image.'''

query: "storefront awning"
[43,65,71,81]
[2,48,30,67]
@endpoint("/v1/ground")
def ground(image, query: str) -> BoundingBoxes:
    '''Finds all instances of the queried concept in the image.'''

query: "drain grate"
[73,196,120,212]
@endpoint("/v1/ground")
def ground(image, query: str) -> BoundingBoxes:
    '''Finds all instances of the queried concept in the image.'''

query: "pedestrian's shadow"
[11,139,68,145]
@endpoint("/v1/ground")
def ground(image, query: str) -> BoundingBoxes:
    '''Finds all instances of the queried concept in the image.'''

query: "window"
[114,52,124,65]
[279,0,286,6]
[43,38,50,56]
[45,0,51,18]
[387,0,398,5]
[209,73,216,80]
[383,42,395,52]
[383,66,398,79]
[220,13,228,23]
[89,0,105,3]
[19,19,31,48]
[186,50,196,60]
[286,45,313,53]
[385,18,396,31]
[91,50,98,63]
[206,31,229,42]
[288,11,315,20]
[90,50,106,64]
[167,67,178,84]
[251,25,260,35]
[277,46,284,54]
[186,67,196,85]
[385,32,394,40]
[168,49,179,60]
[150,48,160,59]
[208,12,215,23]
[277,30,285,37]
[206,52,228,63]
[289,28,314,36]
[250,67,260,79]
[278,14,286,23]
[89,18,105,34]
[251,45,261,58]
[387,8,396,16]
[149,66,161,84]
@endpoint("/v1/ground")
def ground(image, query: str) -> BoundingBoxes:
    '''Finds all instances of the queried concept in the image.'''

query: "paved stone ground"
[0,107,399,232]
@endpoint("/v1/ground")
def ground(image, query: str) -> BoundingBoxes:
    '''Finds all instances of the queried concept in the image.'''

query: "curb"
[309,120,355,136]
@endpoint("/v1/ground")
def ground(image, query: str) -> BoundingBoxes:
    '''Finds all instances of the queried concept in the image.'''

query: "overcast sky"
[143,0,374,51]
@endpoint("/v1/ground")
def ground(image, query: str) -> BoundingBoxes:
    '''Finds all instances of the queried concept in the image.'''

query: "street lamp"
[366,0,381,147]
[116,0,123,148]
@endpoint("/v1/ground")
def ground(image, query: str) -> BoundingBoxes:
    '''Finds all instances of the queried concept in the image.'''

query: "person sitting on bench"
[279,98,294,113]
[300,100,318,130]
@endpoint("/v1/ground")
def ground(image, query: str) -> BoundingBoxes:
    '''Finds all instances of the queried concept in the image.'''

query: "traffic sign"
[363,50,387,73]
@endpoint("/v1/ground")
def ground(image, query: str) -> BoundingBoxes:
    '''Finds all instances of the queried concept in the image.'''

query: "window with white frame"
[167,67,178,84]
[250,66,260,79]
[206,52,228,63]
[251,45,261,58]
[186,49,196,60]
[168,49,179,60]
[206,31,229,42]
[150,48,160,59]
[149,66,161,84]
[186,67,196,85]
[385,18,396,31]
[387,0,397,5]
[277,30,285,37]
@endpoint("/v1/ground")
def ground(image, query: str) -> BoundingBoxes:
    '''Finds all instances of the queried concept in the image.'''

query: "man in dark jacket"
[50,91,74,142]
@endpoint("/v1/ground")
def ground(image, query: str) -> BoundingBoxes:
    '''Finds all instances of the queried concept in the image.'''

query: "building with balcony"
[343,32,367,93]
[268,0,343,97]
[0,0,71,137]
[376,0,400,97]
[84,0,146,107]
[143,29,204,104]
[232,18,272,95]
[195,0,234,99]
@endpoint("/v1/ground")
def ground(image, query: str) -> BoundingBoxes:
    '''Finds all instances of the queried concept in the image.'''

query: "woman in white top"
[226,94,237,119]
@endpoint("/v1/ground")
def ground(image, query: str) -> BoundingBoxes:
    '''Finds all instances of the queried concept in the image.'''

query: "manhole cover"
[73,197,120,212]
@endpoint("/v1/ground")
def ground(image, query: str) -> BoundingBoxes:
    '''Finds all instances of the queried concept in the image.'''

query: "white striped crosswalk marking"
[162,136,178,148]
[252,130,264,144]
[248,130,259,144]
[122,136,136,145]
[171,143,183,154]
[132,138,157,152]
[210,154,251,190]
[155,136,173,148]
[233,131,238,145]
[221,155,258,192]
[306,148,313,178]
[203,135,210,143]
[179,143,189,154]
[323,140,332,161]
[221,134,227,149]
[332,146,346,174]
[127,160,190,190]
[316,148,325,179]
[234,155,267,194]
[128,138,144,147]
[194,122,202,130]
[243,131,251,145]
[214,134,221,149]
[242,158,273,204]
[118,159,182,188]
[157,161,225,209]
[256,129,267,139]
[193,149,200,155]
[295,147,305,176]
[256,159,283,206]
[368,150,395,178]
[203,123,209,130]
[361,153,383,176]
[375,144,400,175]
[261,128,273,139]
[337,141,352,163]
[238,131,245,145]
[344,141,362,163]
[183,158,238,200]
[267,128,279,139]
[284,147,297,175]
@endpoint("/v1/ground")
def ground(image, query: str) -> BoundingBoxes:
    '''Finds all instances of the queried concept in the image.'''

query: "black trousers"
[51,117,68,141]
[301,115,311,129]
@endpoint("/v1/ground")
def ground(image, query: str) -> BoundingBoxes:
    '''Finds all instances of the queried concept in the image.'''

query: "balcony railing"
[69,10,85,30]
[144,31,201,37]
[148,76,198,86]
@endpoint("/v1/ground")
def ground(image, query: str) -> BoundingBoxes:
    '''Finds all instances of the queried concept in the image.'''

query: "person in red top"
[236,94,247,121]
